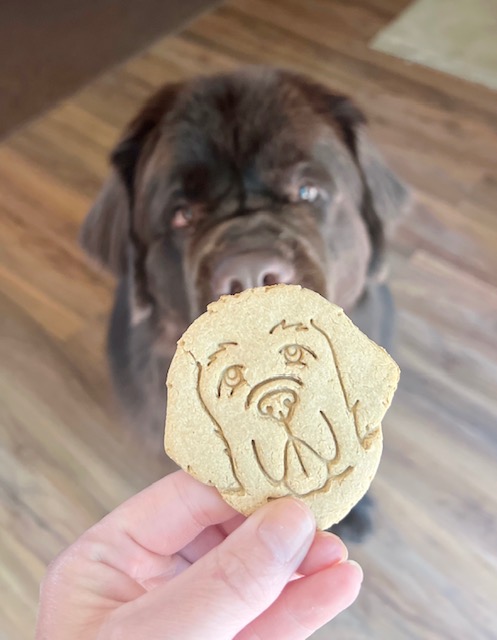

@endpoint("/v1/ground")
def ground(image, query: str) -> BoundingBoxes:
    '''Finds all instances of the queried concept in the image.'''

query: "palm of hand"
[36,472,361,640]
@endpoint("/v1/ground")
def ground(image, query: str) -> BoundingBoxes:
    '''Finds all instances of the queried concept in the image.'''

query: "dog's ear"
[313,306,400,444]
[325,94,410,277]
[79,170,129,276]
[329,94,410,236]
[287,73,410,275]
[164,348,243,494]
[110,82,183,204]
[79,83,183,276]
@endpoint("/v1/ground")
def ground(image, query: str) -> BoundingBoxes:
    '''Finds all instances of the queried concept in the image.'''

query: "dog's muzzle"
[245,376,302,422]
[257,388,298,422]
[211,251,295,298]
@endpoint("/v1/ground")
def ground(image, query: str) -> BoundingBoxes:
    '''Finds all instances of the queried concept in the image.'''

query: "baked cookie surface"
[164,285,400,529]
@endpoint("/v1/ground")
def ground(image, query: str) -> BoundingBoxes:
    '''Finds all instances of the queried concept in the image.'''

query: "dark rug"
[0,0,218,140]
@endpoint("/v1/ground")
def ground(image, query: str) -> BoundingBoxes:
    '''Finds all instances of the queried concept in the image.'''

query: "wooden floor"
[1,1,497,638]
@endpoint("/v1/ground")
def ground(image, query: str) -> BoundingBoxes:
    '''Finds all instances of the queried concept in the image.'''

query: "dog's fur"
[81,67,409,540]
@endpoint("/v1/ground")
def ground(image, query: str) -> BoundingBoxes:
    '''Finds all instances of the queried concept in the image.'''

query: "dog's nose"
[212,252,295,297]
[257,388,298,422]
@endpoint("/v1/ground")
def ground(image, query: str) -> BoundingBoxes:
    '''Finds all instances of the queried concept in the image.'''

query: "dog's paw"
[329,494,374,543]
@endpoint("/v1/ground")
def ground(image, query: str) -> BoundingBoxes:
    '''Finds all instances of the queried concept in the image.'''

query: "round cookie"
[164,285,400,530]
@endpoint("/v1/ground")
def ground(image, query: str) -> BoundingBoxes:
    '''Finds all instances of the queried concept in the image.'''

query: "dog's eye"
[280,344,317,367]
[218,365,246,397]
[298,184,320,203]
[282,344,306,365]
[171,206,194,229]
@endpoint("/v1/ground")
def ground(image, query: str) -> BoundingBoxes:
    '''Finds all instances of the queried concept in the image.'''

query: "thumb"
[109,497,316,639]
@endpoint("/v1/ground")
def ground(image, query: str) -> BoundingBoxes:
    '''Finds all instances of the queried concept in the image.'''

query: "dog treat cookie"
[164,285,400,530]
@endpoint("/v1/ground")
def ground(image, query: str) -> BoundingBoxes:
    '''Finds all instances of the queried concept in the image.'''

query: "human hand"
[36,470,362,639]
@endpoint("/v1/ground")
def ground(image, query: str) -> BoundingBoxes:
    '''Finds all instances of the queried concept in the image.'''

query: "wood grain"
[1,0,496,638]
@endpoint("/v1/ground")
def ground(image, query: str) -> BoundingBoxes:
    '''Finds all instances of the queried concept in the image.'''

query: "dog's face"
[81,67,408,334]
[198,318,345,496]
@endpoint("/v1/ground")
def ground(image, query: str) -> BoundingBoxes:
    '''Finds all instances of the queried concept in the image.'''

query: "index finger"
[101,470,237,556]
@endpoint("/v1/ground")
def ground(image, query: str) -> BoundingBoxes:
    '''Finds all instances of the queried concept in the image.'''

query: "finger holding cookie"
[98,477,361,640]
[37,469,361,640]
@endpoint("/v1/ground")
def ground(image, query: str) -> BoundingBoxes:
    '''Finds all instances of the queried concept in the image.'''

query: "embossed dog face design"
[196,317,370,498]
[165,286,400,528]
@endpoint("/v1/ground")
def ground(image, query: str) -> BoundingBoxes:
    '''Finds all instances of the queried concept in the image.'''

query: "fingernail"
[346,559,364,582]
[257,499,315,564]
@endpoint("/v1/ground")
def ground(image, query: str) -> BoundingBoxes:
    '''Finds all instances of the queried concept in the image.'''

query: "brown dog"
[81,67,408,539]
